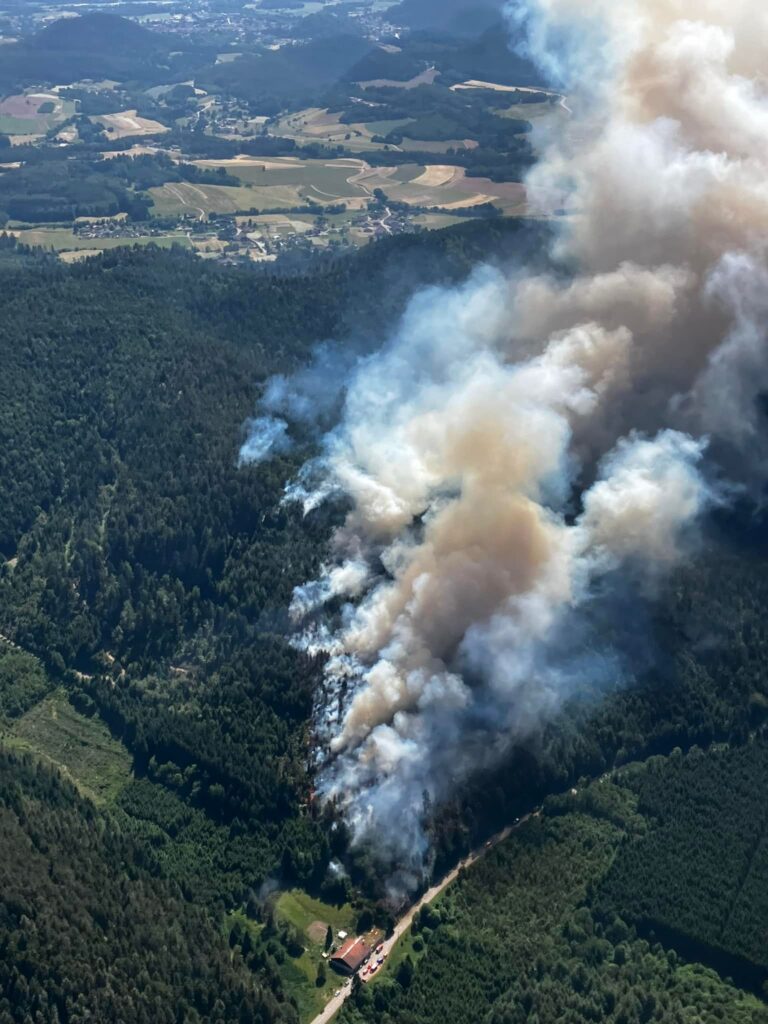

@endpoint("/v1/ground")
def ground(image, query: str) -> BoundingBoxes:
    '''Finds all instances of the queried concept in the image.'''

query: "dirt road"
[309,813,535,1024]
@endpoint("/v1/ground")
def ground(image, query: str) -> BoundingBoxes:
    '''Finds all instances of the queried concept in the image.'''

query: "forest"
[3,222,768,1021]
[338,744,768,1024]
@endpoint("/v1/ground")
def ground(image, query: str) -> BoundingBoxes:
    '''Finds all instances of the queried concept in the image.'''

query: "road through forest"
[310,812,538,1024]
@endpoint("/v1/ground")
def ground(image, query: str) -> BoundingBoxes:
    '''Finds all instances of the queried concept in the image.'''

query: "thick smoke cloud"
[240,0,768,883]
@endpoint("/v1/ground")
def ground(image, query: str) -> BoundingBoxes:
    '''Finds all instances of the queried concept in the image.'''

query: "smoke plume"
[241,0,768,882]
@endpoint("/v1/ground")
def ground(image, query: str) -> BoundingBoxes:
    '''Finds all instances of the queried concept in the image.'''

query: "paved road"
[309,813,535,1024]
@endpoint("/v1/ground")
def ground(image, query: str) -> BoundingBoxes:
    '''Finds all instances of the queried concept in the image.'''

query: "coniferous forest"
[3,228,768,1023]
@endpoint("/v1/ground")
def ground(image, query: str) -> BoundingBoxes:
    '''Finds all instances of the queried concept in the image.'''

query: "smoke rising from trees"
[240,0,768,885]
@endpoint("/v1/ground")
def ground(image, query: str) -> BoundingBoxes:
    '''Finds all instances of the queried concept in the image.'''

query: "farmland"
[272,107,415,153]
[11,226,192,256]
[149,180,288,216]
[0,90,76,135]
[168,157,534,219]
[93,109,169,138]
[9,690,133,804]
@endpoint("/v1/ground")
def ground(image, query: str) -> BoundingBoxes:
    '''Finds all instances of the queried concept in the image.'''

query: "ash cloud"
[241,0,768,884]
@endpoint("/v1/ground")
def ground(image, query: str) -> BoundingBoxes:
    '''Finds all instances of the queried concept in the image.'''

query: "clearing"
[9,689,133,804]
[357,67,440,90]
[232,890,358,1023]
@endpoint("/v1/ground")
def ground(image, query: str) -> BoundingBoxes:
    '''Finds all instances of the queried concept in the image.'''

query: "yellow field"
[94,109,169,139]
[412,165,463,188]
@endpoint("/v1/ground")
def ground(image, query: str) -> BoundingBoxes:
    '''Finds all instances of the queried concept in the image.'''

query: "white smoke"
[240,0,768,881]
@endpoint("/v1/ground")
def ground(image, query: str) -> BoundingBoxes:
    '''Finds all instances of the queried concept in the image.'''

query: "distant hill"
[0,13,208,91]
[29,12,164,57]
[346,24,544,90]
[202,33,374,106]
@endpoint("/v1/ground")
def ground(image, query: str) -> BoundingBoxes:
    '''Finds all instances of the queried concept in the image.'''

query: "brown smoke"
[242,0,768,879]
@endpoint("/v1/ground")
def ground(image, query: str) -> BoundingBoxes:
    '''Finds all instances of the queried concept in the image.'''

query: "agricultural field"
[195,156,370,193]
[149,180,292,216]
[9,690,133,804]
[154,158,533,228]
[11,227,192,256]
[0,90,76,135]
[93,109,169,139]
[271,107,415,152]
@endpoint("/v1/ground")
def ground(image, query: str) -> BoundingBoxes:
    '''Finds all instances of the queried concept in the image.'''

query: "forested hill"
[0,220,546,885]
[3,224,768,1023]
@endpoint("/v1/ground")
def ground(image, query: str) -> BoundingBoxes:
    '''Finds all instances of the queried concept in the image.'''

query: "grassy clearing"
[9,690,133,804]
[230,891,357,1023]
[272,891,357,1021]
[276,889,356,938]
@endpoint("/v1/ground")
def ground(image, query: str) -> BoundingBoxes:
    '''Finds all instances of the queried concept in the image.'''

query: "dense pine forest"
[339,743,768,1024]
[3,227,768,1022]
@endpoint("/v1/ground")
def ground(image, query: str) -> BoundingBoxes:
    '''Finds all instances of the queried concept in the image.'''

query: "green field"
[149,181,296,216]
[192,159,372,200]
[10,690,133,804]
[0,116,40,134]
[273,888,358,1019]
[276,889,357,937]
[13,228,192,253]
[231,890,358,1023]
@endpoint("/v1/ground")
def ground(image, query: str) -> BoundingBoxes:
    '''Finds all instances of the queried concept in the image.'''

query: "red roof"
[331,936,370,973]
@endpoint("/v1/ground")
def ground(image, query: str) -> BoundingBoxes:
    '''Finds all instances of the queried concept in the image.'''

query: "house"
[330,936,370,975]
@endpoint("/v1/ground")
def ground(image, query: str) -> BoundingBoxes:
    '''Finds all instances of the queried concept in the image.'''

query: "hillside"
[29,12,164,56]
[0,14,205,91]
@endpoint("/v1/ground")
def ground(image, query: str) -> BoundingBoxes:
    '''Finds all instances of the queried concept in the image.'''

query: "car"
[375,945,384,955]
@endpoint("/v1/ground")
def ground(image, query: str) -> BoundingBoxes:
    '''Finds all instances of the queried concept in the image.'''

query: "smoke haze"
[240,0,768,883]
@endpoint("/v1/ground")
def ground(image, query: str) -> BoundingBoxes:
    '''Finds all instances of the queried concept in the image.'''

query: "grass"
[273,891,357,1022]
[149,181,297,216]
[9,690,133,804]
[0,116,40,133]
[13,228,192,252]
[276,889,356,938]
[230,891,357,1023]
[192,159,371,201]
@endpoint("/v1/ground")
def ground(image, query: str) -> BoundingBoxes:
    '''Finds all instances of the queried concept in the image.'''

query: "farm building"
[330,936,370,975]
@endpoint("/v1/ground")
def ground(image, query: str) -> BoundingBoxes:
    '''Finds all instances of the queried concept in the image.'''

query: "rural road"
[310,813,536,1024]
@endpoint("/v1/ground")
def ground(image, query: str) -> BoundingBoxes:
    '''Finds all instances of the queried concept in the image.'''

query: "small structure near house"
[330,936,370,976]
[337,930,348,940]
